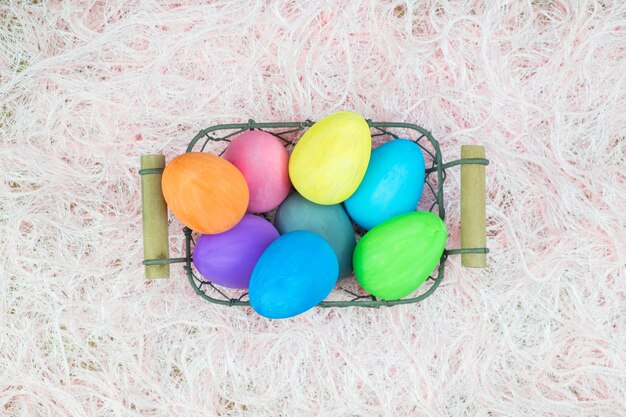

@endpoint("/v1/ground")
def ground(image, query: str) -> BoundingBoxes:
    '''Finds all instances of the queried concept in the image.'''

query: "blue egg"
[344,139,425,230]
[248,231,339,319]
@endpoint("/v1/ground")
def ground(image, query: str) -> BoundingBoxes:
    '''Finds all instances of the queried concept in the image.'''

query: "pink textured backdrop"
[1,1,625,416]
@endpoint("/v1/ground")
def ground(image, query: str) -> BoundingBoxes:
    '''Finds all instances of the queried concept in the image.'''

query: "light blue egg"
[248,231,339,319]
[344,139,425,230]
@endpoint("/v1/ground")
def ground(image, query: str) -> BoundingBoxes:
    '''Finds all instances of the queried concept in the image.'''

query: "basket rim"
[180,119,450,309]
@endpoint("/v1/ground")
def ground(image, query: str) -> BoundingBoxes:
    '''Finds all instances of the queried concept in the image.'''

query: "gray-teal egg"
[275,192,356,278]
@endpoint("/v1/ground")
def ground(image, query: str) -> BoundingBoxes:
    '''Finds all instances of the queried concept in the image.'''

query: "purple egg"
[192,214,279,289]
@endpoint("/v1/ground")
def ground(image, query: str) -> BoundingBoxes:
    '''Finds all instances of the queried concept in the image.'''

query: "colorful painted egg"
[162,152,249,234]
[353,211,447,300]
[275,192,356,278]
[192,215,279,289]
[249,231,339,319]
[345,139,425,230]
[223,130,291,213]
[289,111,371,205]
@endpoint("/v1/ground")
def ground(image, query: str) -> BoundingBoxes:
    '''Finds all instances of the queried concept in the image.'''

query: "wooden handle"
[141,155,170,279]
[460,145,487,268]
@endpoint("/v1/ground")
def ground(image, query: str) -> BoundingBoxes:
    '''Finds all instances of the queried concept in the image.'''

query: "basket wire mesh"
[144,119,489,308]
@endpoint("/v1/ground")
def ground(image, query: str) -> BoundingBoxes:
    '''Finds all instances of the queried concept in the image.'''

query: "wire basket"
[140,119,489,309]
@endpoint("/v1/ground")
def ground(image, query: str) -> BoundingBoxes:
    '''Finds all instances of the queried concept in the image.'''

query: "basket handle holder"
[140,155,172,279]
[442,145,489,268]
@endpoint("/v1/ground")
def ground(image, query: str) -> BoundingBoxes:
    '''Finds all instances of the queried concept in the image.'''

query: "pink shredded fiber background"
[1,1,625,416]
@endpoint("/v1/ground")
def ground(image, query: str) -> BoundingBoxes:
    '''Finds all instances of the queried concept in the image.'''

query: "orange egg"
[162,152,249,234]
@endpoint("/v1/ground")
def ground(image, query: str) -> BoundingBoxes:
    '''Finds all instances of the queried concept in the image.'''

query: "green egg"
[353,211,447,300]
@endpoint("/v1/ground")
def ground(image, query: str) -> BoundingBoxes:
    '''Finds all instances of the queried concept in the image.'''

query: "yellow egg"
[289,111,371,205]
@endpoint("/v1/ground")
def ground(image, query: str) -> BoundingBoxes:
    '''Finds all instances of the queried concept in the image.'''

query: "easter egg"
[289,111,371,205]
[275,192,356,278]
[193,215,279,289]
[249,231,339,319]
[353,211,447,300]
[345,139,425,230]
[162,152,249,234]
[223,130,291,213]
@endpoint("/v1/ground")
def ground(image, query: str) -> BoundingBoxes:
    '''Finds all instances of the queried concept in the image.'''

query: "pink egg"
[223,130,291,213]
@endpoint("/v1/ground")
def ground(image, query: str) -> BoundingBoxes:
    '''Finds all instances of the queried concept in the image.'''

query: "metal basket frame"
[148,119,489,308]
